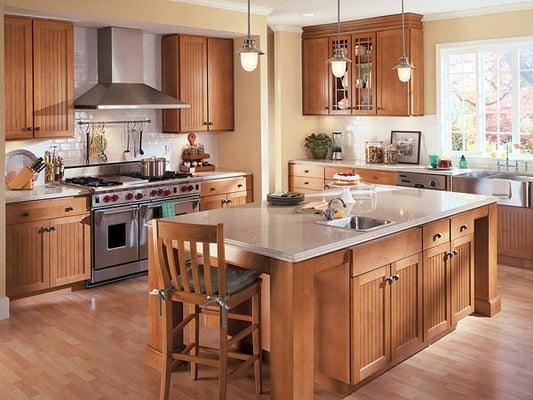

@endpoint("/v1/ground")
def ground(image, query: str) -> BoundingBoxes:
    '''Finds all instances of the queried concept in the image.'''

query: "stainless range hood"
[75,27,189,110]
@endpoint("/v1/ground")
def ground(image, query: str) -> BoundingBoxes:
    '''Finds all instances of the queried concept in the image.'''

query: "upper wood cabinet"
[162,35,234,133]
[4,16,74,140]
[302,13,424,117]
[302,37,329,115]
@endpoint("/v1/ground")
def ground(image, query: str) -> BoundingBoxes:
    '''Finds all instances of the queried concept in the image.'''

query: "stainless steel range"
[66,173,201,286]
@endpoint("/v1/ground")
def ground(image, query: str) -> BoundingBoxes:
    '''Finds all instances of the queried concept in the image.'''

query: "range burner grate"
[65,177,124,187]
[126,171,193,182]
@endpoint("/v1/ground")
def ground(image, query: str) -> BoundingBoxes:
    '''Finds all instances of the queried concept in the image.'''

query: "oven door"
[139,196,200,260]
[93,205,140,270]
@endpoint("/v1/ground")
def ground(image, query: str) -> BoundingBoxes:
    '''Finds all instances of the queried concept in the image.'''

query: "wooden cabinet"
[199,176,250,211]
[162,35,234,133]
[422,243,451,342]
[6,197,91,298]
[302,37,329,115]
[497,205,533,269]
[4,16,33,140]
[351,266,391,383]
[302,13,423,117]
[354,168,397,185]
[4,16,74,140]
[450,235,474,324]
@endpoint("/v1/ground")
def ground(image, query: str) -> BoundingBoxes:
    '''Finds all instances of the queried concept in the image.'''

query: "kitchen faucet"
[323,197,346,221]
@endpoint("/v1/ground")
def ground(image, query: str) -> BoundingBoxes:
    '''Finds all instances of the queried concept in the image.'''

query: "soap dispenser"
[459,155,468,169]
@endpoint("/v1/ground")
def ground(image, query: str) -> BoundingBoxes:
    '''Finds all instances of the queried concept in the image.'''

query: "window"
[439,38,533,157]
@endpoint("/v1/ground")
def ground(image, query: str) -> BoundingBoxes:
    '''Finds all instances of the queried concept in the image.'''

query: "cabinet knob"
[452,250,458,256]
[210,187,216,192]
[392,274,400,281]
[460,224,468,232]
[385,276,394,284]
[65,206,74,212]
[34,126,41,131]
[237,184,243,188]
[21,212,30,217]
[433,232,442,241]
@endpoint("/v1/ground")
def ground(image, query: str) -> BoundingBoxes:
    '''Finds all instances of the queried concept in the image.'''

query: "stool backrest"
[152,220,227,296]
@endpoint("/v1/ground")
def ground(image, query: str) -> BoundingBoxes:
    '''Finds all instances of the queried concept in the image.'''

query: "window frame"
[437,36,533,158]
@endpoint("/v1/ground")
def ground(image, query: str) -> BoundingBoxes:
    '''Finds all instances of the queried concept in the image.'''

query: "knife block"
[7,167,37,190]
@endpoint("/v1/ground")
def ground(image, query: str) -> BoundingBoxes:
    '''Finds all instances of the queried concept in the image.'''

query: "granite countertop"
[5,186,90,204]
[162,186,496,263]
[290,159,471,176]
[5,169,250,204]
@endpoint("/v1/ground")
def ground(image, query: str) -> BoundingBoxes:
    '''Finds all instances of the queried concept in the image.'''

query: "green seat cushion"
[178,264,261,295]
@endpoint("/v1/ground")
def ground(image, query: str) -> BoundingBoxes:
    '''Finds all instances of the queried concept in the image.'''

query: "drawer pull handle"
[452,250,458,256]
[392,274,400,281]
[433,232,442,241]
[304,181,309,185]
[210,187,216,192]
[65,206,74,212]
[304,170,310,173]
[21,212,30,217]
[460,224,468,232]
[34,126,41,131]
[237,184,243,188]
[385,276,394,284]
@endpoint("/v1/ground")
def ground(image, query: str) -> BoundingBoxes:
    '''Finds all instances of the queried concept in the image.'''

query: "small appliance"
[331,131,344,160]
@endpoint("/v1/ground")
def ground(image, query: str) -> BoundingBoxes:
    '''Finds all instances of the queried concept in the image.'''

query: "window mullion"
[511,48,520,150]
[477,49,485,154]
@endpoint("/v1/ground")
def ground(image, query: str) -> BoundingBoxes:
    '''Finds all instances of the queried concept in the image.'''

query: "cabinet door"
[161,35,180,133]
[329,35,352,115]
[351,266,391,384]
[49,214,91,287]
[352,33,377,115]
[4,16,34,140]
[423,243,451,342]
[207,38,234,131]
[6,221,50,297]
[200,194,226,211]
[179,35,208,132]
[391,254,423,361]
[224,192,248,208]
[497,205,531,258]
[450,234,474,324]
[302,37,330,115]
[33,19,74,138]
[376,29,409,116]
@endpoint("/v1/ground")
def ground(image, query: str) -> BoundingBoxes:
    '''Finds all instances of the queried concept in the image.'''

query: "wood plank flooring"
[0,265,532,400]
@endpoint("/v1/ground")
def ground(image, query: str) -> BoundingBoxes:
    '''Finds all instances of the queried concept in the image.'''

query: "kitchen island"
[145,187,500,399]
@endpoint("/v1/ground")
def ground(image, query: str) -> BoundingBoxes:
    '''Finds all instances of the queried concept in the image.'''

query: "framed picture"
[391,130,421,164]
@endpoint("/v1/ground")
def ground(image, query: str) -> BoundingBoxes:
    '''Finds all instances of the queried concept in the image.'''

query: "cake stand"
[328,183,375,204]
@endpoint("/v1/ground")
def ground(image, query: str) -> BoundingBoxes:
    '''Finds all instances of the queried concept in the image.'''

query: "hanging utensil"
[89,124,99,160]
[100,122,108,162]
[124,123,132,160]
[138,123,145,156]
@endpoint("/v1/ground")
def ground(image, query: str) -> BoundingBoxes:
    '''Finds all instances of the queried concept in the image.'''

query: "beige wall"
[424,8,533,114]
[0,0,268,310]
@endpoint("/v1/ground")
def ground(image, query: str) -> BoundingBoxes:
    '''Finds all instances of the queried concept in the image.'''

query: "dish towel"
[161,202,176,218]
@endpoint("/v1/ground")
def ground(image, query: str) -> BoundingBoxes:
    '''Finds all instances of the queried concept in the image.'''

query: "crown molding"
[269,24,302,33]
[424,1,533,21]
[169,0,273,16]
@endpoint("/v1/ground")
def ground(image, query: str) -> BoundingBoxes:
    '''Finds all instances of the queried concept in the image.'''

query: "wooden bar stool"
[151,220,263,400]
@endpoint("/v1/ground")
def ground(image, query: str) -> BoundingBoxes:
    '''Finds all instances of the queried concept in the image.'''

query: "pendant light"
[394,0,415,82]
[328,0,351,78]
[234,0,264,72]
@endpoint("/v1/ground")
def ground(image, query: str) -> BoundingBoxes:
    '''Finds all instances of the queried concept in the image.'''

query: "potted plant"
[304,133,332,159]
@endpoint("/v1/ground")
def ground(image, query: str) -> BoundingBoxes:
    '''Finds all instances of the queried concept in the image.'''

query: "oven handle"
[96,206,139,216]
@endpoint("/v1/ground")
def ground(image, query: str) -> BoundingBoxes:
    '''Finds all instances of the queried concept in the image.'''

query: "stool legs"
[190,305,200,380]
[160,301,173,400]
[252,293,263,394]
[219,309,228,400]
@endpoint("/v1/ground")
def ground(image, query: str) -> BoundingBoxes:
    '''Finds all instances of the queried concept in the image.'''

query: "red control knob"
[125,193,134,200]
[112,194,119,202]
[158,189,164,195]
[150,189,158,197]
[135,193,144,200]
[187,185,194,192]
[180,186,187,192]
[163,189,171,196]
[103,195,111,203]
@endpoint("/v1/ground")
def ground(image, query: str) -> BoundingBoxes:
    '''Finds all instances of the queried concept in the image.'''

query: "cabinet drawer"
[201,176,246,197]
[351,228,422,277]
[289,164,324,179]
[355,169,396,185]
[325,167,354,180]
[451,212,475,240]
[422,219,450,250]
[7,196,89,225]
[289,176,324,192]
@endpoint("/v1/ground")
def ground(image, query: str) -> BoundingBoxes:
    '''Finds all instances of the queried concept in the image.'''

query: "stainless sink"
[316,216,396,232]
[452,170,532,207]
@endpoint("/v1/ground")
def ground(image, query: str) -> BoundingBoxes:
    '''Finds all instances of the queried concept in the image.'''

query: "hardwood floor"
[1,265,532,400]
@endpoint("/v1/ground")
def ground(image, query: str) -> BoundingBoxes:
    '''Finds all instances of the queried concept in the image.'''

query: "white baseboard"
[0,296,9,320]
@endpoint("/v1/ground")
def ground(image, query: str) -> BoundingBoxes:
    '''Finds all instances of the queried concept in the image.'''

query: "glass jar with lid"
[365,137,384,163]
[384,144,399,164]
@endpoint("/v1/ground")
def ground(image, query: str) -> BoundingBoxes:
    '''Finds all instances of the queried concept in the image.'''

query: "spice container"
[384,145,398,164]
[365,137,384,163]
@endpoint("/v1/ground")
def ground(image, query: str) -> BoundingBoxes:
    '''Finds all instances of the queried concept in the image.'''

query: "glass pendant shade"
[240,51,259,72]
[394,56,414,83]
[328,47,350,78]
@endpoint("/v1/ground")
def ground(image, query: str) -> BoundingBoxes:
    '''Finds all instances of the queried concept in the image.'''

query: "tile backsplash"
[5,26,218,184]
